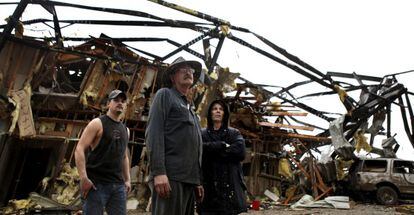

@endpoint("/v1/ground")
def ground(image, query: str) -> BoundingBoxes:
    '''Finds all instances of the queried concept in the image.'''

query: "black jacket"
[199,100,247,214]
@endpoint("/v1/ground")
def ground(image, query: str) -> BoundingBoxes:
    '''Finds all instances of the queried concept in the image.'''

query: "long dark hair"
[206,100,230,130]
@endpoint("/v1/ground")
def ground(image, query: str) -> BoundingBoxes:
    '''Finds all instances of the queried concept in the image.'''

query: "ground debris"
[1,161,80,214]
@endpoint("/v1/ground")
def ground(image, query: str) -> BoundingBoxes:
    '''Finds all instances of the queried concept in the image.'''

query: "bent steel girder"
[0,0,29,52]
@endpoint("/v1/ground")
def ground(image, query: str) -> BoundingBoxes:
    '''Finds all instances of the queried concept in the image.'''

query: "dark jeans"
[82,183,126,215]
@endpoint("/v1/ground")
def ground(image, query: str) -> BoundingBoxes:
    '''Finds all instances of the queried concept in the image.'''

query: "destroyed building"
[1,0,414,213]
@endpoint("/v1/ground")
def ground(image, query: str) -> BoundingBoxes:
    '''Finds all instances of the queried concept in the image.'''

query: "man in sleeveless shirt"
[75,90,131,215]
[146,57,204,215]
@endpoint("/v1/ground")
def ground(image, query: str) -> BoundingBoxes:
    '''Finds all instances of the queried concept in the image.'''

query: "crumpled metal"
[381,136,397,158]
[367,109,386,137]
[329,115,354,160]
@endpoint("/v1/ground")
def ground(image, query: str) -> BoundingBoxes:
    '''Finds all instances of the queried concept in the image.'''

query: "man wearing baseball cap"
[75,89,131,215]
[146,57,204,215]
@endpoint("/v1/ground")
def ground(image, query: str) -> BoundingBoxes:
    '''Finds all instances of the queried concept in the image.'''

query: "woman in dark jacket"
[198,100,247,215]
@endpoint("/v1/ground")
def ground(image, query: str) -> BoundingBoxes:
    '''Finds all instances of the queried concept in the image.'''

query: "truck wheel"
[376,186,398,205]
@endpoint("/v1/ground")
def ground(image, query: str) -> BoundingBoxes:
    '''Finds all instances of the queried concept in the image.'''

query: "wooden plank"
[235,112,307,117]
[43,130,70,137]
[258,121,314,131]
[290,157,310,179]
[272,132,331,143]
[96,63,112,108]
[315,187,333,201]
[65,123,74,137]
[227,96,256,100]
[7,45,26,90]
[34,108,99,115]
[78,58,96,96]
[268,111,307,116]
[11,87,36,137]
[38,117,89,125]
[258,173,282,181]
[262,104,295,108]
[20,135,66,142]
[1,42,14,90]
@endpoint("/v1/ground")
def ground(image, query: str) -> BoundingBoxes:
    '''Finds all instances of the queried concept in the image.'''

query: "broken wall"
[0,37,162,206]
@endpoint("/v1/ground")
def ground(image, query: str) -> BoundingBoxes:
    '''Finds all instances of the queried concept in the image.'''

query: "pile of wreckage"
[1,0,414,213]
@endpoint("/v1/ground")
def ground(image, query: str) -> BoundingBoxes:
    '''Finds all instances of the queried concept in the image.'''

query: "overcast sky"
[1,0,414,159]
[2,0,414,79]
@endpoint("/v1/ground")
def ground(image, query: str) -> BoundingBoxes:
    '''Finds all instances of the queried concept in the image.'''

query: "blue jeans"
[82,183,126,215]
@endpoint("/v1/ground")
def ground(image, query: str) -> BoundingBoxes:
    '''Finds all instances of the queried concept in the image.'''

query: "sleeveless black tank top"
[86,115,128,184]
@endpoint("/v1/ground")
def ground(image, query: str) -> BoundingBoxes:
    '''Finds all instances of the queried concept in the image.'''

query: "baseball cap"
[108,90,127,100]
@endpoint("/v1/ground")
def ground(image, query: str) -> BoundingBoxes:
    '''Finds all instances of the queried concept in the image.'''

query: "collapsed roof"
[1,0,414,211]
